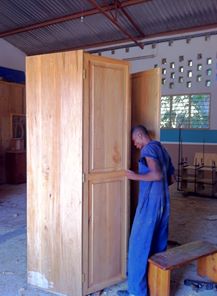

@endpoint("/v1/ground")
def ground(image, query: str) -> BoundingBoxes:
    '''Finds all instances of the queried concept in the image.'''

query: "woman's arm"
[125,157,163,181]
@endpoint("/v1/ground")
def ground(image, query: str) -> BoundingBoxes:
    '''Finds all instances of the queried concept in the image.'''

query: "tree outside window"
[160,94,210,128]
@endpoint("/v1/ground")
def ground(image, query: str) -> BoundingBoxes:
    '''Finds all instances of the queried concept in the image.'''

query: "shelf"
[181,177,195,182]
[178,162,217,197]
[196,178,217,185]
[199,167,217,172]
[182,165,198,170]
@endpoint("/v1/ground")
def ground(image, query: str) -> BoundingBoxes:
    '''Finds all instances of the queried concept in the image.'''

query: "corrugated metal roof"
[125,0,217,35]
[1,0,217,55]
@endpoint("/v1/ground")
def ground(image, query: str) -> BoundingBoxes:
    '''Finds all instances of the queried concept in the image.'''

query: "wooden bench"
[148,240,217,296]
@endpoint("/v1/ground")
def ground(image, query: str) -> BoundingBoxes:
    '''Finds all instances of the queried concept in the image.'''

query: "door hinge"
[82,173,85,183]
[82,273,86,283]
[83,69,86,79]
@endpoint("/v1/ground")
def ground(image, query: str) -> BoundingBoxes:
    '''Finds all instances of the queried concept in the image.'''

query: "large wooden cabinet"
[0,81,25,183]
[26,51,131,296]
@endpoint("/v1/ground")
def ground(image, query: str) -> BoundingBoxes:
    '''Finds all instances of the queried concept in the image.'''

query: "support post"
[148,263,170,296]
[197,253,217,282]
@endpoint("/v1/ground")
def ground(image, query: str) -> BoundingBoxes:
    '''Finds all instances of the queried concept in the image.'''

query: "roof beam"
[29,36,143,56]
[147,23,217,39]
[87,0,144,49]
[29,21,217,56]
[0,0,150,38]
[87,24,217,54]
[117,0,145,38]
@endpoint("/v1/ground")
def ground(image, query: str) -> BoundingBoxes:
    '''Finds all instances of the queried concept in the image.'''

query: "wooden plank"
[182,165,197,170]
[83,53,130,294]
[26,50,83,296]
[197,178,215,184]
[199,166,216,172]
[149,241,217,270]
[87,170,126,181]
[181,177,195,181]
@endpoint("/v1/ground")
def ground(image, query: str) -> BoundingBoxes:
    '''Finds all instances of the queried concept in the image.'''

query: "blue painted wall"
[161,129,217,143]
[0,66,25,84]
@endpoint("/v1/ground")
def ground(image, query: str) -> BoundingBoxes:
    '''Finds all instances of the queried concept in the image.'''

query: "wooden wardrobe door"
[83,54,130,294]
[131,68,161,139]
[130,68,161,221]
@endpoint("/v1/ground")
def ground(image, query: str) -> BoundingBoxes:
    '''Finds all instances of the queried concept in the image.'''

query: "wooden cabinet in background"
[5,150,26,184]
[0,81,25,184]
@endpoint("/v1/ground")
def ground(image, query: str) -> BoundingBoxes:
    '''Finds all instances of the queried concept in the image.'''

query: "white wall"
[101,33,217,129]
[1,32,217,128]
[0,39,26,72]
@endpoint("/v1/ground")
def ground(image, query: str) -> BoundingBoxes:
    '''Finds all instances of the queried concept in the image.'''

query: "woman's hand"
[125,169,139,180]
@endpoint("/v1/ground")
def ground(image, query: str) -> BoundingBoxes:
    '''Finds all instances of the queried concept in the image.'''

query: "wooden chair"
[148,240,217,296]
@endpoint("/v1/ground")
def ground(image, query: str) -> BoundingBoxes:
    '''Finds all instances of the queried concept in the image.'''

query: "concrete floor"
[0,184,217,296]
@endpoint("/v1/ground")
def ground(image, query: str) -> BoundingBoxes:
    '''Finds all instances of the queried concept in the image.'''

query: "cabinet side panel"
[26,50,83,296]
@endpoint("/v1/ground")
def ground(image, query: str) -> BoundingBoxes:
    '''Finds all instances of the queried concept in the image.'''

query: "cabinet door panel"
[89,62,126,172]
[131,68,161,139]
[130,68,161,221]
[88,179,124,288]
[83,54,130,294]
